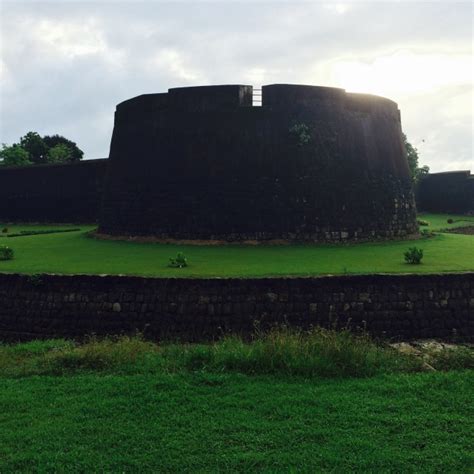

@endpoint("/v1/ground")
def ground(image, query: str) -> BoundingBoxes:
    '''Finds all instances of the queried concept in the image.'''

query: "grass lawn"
[1,371,472,472]
[0,213,472,277]
[0,334,473,472]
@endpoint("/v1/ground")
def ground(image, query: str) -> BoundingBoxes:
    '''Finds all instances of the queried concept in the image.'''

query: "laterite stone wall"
[99,84,418,241]
[0,159,108,223]
[0,272,472,342]
[416,171,474,214]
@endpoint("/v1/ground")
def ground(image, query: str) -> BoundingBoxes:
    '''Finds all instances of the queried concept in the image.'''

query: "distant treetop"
[403,134,429,182]
[0,131,84,167]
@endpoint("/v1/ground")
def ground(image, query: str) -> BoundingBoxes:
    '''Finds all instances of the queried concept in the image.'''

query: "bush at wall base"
[0,245,14,260]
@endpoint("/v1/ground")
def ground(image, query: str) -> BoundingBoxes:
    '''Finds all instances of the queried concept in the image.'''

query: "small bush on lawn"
[420,229,434,238]
[0,245,14,260]
[404,246,423,264]
[417,219,430,226]
[1,227,8,234]
[169,252,188,268]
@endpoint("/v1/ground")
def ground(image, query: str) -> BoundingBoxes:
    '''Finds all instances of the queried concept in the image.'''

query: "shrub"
[420,229,434,238]
[1,227,8,234]
[417,219,429,226]
[0,245,14,260]
[404,246,423,264]
[447,218,454,224]
[169,252,188,268]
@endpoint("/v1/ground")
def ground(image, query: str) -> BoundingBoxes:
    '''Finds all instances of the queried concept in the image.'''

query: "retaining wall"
[0,272,472,342]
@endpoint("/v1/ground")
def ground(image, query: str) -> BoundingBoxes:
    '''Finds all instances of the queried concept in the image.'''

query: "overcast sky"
[0,0,472,172]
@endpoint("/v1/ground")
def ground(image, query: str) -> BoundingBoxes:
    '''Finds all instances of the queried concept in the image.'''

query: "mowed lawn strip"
[0,213,472,277]
[0,370,472,472]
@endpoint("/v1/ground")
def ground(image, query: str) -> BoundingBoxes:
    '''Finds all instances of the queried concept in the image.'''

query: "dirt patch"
[390,340,474,371]
[90,231,423,246]
[91,231,292,246]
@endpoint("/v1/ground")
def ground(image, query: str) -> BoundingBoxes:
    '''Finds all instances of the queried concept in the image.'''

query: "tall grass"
[0,328,472,378]
[165,328,421,377]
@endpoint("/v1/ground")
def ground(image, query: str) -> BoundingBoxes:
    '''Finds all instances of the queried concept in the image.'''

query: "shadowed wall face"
[99,84,417,241]
[416,171,474,214]
[0,160,107,223]
[0,273,472,342]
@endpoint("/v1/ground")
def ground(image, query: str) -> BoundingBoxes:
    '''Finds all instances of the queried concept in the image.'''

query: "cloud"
[0,1,472,171]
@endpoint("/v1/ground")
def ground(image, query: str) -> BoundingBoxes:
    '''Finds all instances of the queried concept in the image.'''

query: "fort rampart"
[416,171,474,214]
[0,159,107,223]
[98,84,418,241]
[0,272,472,342]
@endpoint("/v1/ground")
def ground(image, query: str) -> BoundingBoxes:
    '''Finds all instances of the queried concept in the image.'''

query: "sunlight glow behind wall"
[325,51,472,97]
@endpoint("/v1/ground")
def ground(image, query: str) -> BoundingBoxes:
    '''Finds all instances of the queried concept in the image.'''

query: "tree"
[19,132,49,164]
[43,134,83,162]
[47,144,74,163]
[403,134,429,182]
[0,144,32,167]
[2,131,85,167]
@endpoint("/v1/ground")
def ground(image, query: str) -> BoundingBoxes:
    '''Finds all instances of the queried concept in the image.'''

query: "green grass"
[420,213,474,231]
[0,334,473,472]
[0,213,472,277]
[2,330,473,378]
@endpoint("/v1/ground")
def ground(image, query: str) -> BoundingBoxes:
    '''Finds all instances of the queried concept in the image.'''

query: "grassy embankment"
[0,213,472,277]
[0,330,473,472]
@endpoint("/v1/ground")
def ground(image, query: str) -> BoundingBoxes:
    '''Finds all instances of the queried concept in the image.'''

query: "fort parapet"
[98,84,418,241]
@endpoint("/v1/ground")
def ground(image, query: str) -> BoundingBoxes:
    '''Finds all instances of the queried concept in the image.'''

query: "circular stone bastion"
[98,84,418,242]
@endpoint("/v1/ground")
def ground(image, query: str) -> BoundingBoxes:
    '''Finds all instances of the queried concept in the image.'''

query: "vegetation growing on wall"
[289,122,312,147]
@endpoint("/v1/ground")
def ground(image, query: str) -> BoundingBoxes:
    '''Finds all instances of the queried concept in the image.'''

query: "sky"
[0,0,472,172]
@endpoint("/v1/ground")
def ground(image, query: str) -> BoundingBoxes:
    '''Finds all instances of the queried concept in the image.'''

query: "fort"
[0,84,472,344]
[2,85,472,234]
[98,84,418,241]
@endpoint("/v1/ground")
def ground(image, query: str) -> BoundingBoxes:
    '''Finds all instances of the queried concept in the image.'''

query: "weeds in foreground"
[0,328,472,379]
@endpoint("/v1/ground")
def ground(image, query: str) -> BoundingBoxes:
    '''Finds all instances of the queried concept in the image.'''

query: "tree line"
[0,132,83,167]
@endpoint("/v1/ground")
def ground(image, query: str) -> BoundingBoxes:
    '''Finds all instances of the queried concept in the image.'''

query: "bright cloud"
[323,50,472,97]
[29,18,107,57]
[148,49,204,83]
